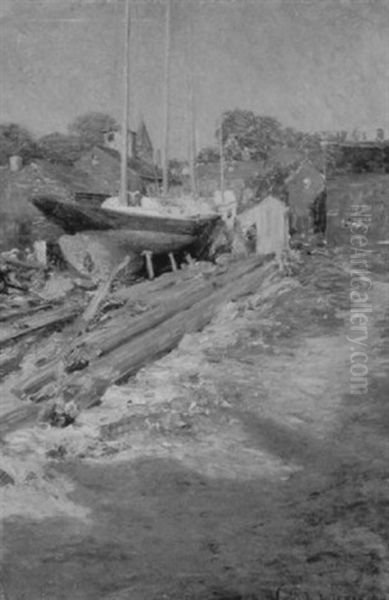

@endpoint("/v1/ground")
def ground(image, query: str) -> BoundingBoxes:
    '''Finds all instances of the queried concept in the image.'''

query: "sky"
[1,0,389,158]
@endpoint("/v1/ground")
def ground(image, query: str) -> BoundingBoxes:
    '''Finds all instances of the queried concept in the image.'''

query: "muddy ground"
[1,249,389,599]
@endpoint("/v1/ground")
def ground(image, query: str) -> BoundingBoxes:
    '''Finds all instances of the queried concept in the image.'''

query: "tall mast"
[120,0,131,206]
[162,0,171,197]
[219,115,225,202]
[187,15,197,196]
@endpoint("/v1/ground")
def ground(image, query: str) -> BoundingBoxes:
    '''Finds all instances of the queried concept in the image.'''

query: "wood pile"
[1,252,276,431]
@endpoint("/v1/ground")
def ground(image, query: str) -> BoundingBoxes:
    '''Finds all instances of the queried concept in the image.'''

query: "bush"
[0,123,38,165]
[68,112,119,148]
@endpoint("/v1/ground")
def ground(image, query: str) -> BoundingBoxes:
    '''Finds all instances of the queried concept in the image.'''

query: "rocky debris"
[1,246,348,440]
[39,399,79,428]
[0,233,350,441]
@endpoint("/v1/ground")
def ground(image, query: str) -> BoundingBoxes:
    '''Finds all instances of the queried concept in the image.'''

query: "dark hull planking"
[31,196,219,254]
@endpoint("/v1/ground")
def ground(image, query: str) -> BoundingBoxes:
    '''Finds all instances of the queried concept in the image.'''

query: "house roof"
[95,145,162,181]
[33,159,99,192]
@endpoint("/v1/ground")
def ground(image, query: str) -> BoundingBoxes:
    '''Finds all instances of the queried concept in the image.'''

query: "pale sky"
[1,0,389,157]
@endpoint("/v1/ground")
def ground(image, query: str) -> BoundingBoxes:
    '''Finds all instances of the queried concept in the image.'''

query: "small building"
[237,195,289,259]
[76,145,162,197]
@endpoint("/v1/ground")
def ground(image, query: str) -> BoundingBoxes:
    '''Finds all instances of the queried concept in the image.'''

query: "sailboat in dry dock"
[31,0,219,257]
[30,194,219,254]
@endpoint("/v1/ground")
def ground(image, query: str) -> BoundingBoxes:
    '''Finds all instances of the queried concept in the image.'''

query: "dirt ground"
[1,250,389,599]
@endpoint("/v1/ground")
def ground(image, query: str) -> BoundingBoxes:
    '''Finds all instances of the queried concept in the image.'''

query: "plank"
[0,302,55,323]
[0,403,40,438]
[0,304,80,347]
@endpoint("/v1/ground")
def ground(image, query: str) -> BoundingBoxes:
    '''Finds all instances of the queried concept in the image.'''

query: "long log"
[113,266,202,303]
[0,403,40,438]
[14,256,268,399]
[66,260,276,409]
[112,255,261,304]
[0,302,55,322]
[15,278,204,398]
[0,303,81,347]
[79,278,204,356]
[15,275,200,398]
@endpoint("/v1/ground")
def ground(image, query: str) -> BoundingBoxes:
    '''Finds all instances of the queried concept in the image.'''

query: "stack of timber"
[13,255,276,419]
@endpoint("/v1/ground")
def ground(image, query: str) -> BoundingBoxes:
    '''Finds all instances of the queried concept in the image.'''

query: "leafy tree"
[197,108,348,179]
[0,123,37,165]
[38,132,84,165]
[168,158,187,172]
[196,146,220,164]
[68,112,119,148]
[216,110,284,161]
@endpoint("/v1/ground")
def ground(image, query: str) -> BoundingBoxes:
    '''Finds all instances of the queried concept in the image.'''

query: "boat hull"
[31,196,219,254]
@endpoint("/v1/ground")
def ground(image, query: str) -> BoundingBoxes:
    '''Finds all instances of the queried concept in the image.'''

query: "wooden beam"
[0,304,80,348]
[0,404,40,438]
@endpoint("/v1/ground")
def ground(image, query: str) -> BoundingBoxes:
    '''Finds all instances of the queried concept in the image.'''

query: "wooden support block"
[168,252,177,272]
[142,250,155,280]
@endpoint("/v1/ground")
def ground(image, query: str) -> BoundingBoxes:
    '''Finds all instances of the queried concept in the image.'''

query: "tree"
[68,112,119,148]
[197,108,340,178]
[196,146,220,164]
[216,110,284,161]
[38,132,84,165]
[0,123,37,165]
